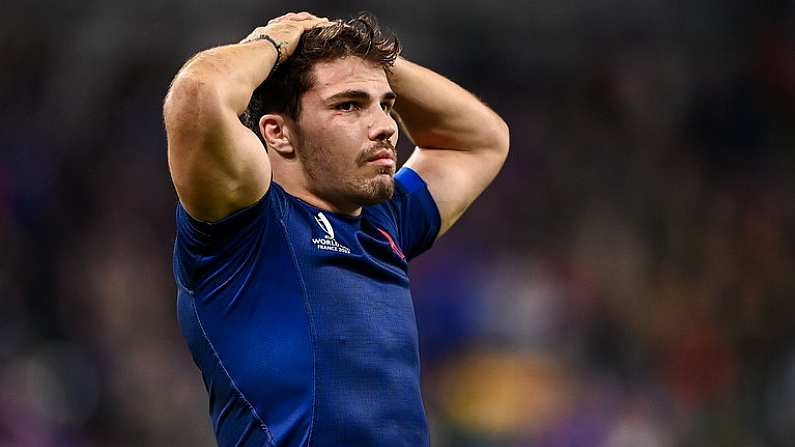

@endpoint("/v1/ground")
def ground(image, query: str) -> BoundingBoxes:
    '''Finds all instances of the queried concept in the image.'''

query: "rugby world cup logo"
[312,212,351,254]
[314,212,335,239]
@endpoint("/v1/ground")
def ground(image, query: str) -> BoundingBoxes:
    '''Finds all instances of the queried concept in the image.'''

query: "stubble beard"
[298,134,395,208]
[355,166,395,206]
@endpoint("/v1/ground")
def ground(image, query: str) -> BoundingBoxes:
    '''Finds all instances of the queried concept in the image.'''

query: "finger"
[274,11,317,23]
[268,12,299,24]
[262,17,330,36]
[313,20,335,29]
[291,11,327,22]
[286,18,332,30]
[276,12,328,25]
[301,17,332,25]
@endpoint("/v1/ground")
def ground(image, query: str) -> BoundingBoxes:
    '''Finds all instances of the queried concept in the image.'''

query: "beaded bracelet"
[245,34,284,74]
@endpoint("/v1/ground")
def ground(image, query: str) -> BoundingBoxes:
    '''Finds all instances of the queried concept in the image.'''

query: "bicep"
[165,77,271,222]
[402,146,505,237]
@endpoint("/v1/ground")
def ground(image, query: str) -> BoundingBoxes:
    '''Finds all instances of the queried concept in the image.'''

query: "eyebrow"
[324,89,397,103]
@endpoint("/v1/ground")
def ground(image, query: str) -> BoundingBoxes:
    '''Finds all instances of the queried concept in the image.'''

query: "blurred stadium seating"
[1,0,793,445]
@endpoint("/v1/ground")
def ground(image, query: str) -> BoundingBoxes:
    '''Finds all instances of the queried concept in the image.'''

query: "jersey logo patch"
[314,212,335,239]
[377,228,406,260]
[312,212,351,254]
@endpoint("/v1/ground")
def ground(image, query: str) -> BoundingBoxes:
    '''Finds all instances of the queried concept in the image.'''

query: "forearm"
[389,57,509,154]
[167,40,277,117]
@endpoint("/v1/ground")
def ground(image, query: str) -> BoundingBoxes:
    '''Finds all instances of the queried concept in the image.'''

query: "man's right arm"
[163,13,327,222]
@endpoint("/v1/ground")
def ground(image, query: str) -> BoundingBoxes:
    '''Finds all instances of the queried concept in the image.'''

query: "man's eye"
[381,102,394,112]
[335,102,359,111]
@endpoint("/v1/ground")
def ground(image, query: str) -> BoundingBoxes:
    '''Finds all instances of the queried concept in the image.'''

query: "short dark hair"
[240,12,401,144]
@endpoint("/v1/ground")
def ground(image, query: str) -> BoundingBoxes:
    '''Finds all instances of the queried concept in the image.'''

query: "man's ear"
[259,114,296,157]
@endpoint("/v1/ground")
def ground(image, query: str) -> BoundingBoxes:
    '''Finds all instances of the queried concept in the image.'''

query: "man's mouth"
[365,147,396,168]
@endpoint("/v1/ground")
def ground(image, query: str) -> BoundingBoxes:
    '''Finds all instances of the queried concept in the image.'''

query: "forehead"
[307,57,391,98]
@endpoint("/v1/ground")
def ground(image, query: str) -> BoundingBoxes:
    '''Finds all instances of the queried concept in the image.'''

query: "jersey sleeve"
[173,185,283,293]
[390,167,442,261]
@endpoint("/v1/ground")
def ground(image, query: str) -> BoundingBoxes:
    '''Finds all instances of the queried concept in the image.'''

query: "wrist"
[387,56,411,86]
[242,34,286,74]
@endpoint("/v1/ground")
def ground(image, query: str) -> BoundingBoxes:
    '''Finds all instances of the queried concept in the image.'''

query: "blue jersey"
[173,167,441,447]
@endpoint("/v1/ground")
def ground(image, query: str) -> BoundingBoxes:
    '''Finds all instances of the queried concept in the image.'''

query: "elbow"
[163,72,222,135]
[491,115,510,161]
[472,115,509,171]
[164,51,230,123]
[164,72,206,119]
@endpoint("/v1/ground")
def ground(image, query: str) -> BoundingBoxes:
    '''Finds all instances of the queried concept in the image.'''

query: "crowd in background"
[1,0,794,445]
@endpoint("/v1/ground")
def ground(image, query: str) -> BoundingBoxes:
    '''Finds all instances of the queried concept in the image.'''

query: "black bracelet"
[247,34,284,74]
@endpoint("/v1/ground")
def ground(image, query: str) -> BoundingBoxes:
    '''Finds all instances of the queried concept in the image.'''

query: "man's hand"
[240,12,331,64]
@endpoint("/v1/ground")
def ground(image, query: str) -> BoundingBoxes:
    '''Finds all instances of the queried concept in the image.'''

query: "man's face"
[294,56,399,209]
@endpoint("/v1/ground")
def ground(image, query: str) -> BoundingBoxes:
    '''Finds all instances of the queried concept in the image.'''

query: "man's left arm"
[390,57,510,238]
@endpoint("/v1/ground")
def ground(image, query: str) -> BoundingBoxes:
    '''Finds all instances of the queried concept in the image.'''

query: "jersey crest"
[312,212,351,254]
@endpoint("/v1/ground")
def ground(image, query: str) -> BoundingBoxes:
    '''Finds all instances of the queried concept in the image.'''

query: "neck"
[273,171,362,217]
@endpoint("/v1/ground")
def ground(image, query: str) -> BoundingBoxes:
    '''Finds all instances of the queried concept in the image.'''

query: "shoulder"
[175,180,289,245]
[395,166,433,197]
[364,168,429,222]
[361,167,441,260]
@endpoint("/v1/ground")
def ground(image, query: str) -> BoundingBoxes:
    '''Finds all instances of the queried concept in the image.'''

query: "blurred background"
[2,0,794,445]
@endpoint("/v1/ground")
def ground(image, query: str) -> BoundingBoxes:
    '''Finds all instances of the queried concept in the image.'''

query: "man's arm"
[163,13,328,222]
[390,57,510,237]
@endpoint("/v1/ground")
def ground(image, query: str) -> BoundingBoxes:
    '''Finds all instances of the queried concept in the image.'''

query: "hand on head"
[241,12,334,63]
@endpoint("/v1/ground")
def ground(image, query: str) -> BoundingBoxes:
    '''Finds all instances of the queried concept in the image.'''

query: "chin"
[356,175,395,206]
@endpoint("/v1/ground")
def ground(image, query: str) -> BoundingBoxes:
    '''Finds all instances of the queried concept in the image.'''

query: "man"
[164,11,509,447]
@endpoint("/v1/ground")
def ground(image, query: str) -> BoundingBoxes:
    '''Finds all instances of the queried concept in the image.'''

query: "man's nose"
[369,107,397,141]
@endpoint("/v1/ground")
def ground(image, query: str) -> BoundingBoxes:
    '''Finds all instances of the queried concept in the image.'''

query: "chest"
[282,207,417,351]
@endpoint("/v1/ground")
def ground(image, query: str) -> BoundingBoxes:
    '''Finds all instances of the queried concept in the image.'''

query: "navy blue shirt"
[173,167,441,447]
